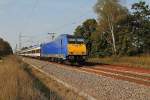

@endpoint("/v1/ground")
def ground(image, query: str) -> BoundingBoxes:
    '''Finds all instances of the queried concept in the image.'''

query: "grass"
[0,56,62,100]
[0,55,85,100]
[88,56,150,69]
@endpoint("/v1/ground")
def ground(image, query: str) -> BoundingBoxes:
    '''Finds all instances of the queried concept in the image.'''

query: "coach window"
[37,49,40,53]
[35,49,38,53]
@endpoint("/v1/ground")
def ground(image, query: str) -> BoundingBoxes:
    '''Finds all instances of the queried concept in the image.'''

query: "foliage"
[131,1,150,54]
[74,19,97,55]
[21,47,29,50]
[94,0,128,55]
[0,38,13,56]
[74,1,150,57]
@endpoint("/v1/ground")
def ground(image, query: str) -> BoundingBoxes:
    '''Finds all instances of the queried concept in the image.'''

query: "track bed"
[23,57,150,100]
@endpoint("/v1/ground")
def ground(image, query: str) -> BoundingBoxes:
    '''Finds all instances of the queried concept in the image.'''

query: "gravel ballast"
[23,58,150,100]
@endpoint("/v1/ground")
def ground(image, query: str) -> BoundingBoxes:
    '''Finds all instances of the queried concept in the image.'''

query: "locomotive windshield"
[68,37,84,44]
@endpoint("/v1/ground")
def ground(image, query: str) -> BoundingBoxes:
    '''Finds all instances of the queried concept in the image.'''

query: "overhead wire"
[23,0,39,30]
[28,9,93,45]
[21,0,40,47]
[22,1,94,46]
[51,10,93,33]
[0,0,19,13]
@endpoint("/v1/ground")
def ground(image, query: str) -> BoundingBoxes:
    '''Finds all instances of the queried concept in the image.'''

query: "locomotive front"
[67,36,87,62]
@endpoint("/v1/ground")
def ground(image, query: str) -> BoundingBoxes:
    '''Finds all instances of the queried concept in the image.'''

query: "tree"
[21,47,29,50]
[0,38,13,56]
[114,15,136,55]
[74,0,150,57]
[94,0,128,55]
[74,19,97,55]
[131,1,150,54]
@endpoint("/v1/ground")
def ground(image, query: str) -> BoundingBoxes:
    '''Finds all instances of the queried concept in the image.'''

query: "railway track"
[23,57,150,99]
[47,61,150,86]
[80,67,150,86]
[23,57,150,86]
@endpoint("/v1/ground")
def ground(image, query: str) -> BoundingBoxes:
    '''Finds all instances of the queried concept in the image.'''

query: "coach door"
[60,39,63,58]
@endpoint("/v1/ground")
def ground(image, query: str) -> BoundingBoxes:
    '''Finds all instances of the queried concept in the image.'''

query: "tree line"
[74,0,150,57]
[0,38,13,57]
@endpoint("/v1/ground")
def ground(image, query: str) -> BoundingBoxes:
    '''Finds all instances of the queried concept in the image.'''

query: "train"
[19,34,87,63]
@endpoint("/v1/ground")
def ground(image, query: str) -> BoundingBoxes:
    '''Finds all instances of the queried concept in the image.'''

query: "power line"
[23,0,39,28]
[21,1,94,46]
[28,0,39,19]
[18,33,35,50]
[0,0,19,13]
[51,10,93,32]
[28,10,93,43]
[19,0,39,48]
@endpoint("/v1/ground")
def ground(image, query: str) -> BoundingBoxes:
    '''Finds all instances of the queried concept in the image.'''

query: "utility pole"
[19,33,22,51]
[15,44,18,54]
[18,33,33,50]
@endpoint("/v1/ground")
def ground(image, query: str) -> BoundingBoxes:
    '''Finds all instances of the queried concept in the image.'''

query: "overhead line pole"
[19,33,22,51]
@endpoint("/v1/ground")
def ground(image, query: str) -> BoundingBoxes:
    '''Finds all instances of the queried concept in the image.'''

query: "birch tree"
[94,0,128,55]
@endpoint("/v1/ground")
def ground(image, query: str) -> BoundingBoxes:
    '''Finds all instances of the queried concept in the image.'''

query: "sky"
[0,0,150,50]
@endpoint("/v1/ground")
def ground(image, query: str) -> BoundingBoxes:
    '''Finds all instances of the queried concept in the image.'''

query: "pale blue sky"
[0,0,150,49]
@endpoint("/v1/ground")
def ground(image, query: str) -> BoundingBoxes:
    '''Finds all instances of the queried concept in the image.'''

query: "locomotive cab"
[67,36,87,62]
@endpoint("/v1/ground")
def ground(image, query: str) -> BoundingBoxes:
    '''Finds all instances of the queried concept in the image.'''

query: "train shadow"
[22,56,109,68]
[71,61,109,68]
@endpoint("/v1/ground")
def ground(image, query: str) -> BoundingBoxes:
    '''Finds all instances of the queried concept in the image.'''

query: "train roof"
[19,45,40,53]
[59,34,83,38]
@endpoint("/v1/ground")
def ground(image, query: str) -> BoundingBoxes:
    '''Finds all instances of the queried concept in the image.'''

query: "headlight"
[69,52,73,54]
[82,52,86,55]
